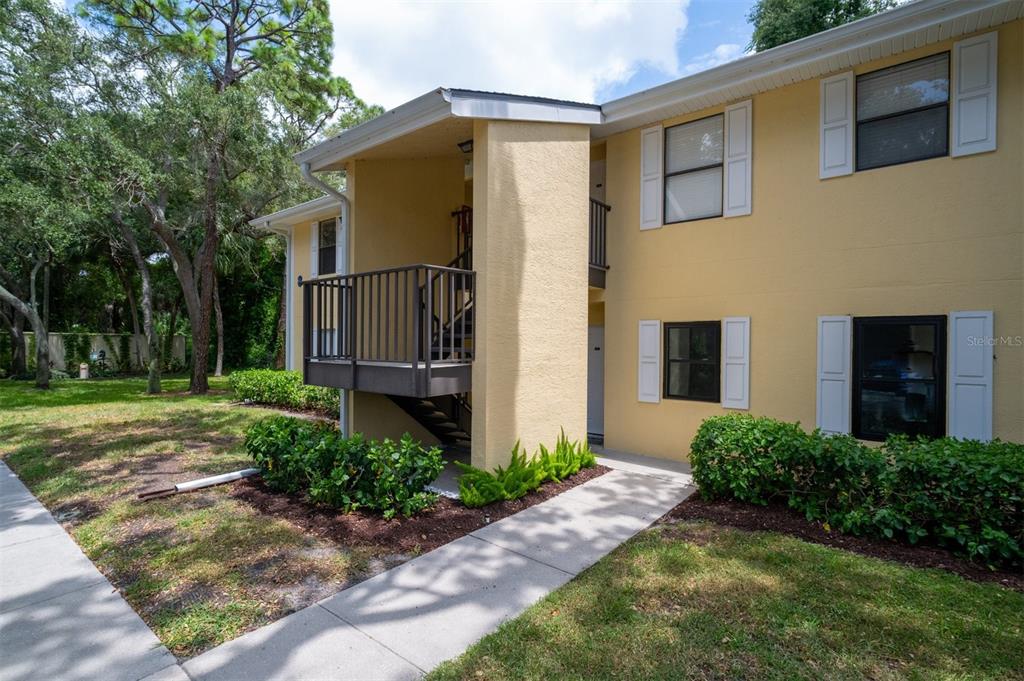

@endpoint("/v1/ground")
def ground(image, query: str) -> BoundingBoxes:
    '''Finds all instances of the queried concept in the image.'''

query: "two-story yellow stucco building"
[253,0,1023,470]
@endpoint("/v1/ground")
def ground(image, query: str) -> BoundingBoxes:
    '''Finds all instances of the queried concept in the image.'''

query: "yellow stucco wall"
[601,22,1024,460]
[471,119,591,470]
[349,157,464,271]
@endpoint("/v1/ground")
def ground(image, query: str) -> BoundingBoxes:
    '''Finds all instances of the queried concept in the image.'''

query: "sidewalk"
[184,454,695,680]
[0,462,186,681]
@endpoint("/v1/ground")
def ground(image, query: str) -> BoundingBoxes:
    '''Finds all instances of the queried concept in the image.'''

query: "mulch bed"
[664,494,1023,591]
[230,464,610,556]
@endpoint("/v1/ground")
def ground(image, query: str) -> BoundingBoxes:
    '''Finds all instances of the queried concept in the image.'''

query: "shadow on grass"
[428,522,1024,681]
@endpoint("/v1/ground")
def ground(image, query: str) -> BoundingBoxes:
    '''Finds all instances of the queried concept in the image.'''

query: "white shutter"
[721,317,750,409]
[948,311,994,441]
[309,221,319,278]
[723,100,752,217]
[816,315,851,434]
[819,72,854,179]
[638,319,661,403]
[952,31,998,157]
[640,125,663,230]
[334,215,344,276]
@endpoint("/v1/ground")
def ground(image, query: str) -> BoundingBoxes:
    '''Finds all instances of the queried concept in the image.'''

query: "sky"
[330,0,756,110]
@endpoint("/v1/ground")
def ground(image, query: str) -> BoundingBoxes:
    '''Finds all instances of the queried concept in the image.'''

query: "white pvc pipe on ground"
[174,468,260,493]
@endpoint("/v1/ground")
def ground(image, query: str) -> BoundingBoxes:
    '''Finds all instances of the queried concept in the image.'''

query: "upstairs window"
[664,322,720,402]
[318,218,337,275]
[852,316,946,440]
[856,53,949,171]
[664,114,723,223]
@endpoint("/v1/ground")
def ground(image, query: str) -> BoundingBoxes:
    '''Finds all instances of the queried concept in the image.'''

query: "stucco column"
[470,119,591,470]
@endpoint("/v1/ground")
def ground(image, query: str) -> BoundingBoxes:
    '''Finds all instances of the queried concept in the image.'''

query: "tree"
[0,0,109,388]
[81,0,361,394]
[748,0,898,52]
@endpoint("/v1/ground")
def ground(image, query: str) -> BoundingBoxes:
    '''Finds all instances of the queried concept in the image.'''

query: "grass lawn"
[429,521,1024,681]
[0,377,390,658]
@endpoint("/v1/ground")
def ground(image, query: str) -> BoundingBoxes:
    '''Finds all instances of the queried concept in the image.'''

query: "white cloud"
[330,0,689,109]
[680,43,745,76]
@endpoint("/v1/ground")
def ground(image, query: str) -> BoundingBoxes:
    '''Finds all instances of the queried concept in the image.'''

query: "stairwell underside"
[305,358,471,398]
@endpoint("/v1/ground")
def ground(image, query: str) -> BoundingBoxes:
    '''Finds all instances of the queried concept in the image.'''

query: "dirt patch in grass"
[664,494,1024,591]
[230,464,610,556]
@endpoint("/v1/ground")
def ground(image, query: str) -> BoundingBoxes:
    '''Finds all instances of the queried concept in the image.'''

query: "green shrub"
[690,414,1024,568]
[229,369,340,416]
[457,431,597,508]
[244,415,443,519]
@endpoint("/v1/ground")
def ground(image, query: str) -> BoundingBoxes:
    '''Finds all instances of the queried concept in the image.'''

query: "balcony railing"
[589,198,610,287]
[300,263,475,397]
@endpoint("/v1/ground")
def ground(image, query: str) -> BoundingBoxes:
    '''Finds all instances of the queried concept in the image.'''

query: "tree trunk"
[117,217,161,394]
[113,255,142,369]
[42,254,50,332]
[164,297,178,370]
[0,272,48,389]
[273,268,286,369]
[0,307,27,376]
[213,274,224,377]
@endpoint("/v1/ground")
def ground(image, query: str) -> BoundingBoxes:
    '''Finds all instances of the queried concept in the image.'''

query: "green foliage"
[690,414,1024,567]
[457,431,597,508]
[747,0,897,52]
[244,415,443,518]
[228,368,339,415]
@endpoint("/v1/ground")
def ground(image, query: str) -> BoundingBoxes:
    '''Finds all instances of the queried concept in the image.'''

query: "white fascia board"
[596,0,1022,137]
[448,90,603,125]
[295,89,453,171]
[249,195,342,232]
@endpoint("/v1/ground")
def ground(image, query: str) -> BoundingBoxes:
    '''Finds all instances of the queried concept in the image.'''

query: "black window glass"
[853,316,946,440]
[664,322,720,401]
[318,218,337,275]
[856,53,949,171]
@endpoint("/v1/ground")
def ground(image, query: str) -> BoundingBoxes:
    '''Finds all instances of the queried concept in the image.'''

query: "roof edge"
[597,0,1019,135]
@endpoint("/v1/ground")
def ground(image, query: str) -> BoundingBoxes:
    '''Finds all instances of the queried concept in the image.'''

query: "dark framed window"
[318,218,337,275]
[852,315,946,441]
[856,52,950,171]
[664,114,723,223]
[664,322,720,401]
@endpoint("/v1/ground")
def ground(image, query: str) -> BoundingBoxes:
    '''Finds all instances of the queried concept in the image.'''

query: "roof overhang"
[296,88,603,172]
[249,195,342,234]
[595,0,1024,137]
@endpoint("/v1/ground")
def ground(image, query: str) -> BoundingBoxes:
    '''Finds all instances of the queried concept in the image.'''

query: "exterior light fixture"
[457,139,473,154]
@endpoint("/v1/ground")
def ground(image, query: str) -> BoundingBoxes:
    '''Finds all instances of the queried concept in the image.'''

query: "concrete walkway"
[183,454,695,681]
[0,462,186,681]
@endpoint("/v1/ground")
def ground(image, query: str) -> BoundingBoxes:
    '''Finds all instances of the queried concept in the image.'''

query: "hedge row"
[244,415,443,519]
[691,414,1023,568]
[229,369,339,415]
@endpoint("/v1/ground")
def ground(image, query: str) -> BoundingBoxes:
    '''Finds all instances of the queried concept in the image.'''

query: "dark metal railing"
[589,198,611,270]
[301,263,475,371]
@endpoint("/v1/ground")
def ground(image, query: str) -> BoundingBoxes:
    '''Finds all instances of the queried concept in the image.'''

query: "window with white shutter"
[638,320,661,403]
[852,316,946,440]
[820,72,854,178]
[665,115,723,223]
[948,311,993,440]
[952,32,998,157]
[723,101,752,217]
[816,315,852,434]
[856,53,950,171]
[721,317,750,409]
[640,126,663,230]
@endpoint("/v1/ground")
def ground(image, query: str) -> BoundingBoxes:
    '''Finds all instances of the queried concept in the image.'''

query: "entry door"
[587,326,605,436]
